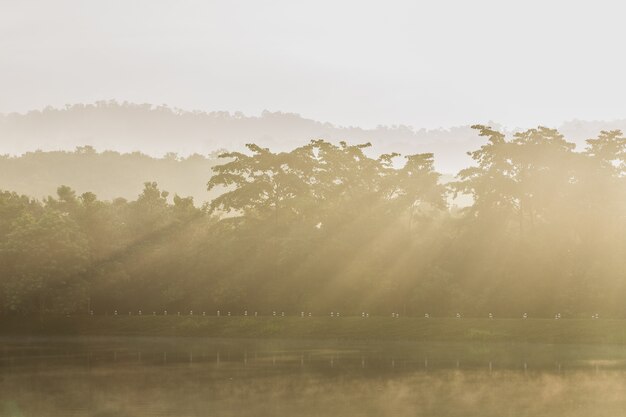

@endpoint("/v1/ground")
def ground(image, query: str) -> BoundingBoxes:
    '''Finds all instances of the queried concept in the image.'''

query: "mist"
[3,1,626,129]
[1,1,625,416]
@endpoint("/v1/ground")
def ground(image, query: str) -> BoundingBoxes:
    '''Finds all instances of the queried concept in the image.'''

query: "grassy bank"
[1,316,625,344]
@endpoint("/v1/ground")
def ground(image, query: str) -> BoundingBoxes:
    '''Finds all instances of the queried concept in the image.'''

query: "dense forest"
[0,126,624,318]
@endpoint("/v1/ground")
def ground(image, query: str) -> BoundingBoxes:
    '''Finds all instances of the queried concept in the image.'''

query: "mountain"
[0,101,491,174]
[1,101,624,203]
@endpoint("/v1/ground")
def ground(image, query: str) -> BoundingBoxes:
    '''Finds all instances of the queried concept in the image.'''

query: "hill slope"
[0,148,220,203]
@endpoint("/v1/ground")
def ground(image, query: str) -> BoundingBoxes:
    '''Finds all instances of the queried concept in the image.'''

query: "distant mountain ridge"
[1,101,624,174]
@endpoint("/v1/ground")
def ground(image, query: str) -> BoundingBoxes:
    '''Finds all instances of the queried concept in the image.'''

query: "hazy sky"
[1,0,625,129]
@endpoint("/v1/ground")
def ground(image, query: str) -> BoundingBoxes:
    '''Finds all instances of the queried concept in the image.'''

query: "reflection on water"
[1,337,626,416]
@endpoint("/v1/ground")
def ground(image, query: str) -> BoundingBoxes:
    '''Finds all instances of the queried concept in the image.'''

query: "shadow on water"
[1,336,626,416]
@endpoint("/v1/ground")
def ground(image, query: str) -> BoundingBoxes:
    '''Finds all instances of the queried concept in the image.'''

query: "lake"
[1,336,626,416]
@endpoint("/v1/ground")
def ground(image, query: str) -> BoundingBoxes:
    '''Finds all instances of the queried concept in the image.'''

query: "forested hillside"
[0,102,485,173]
[0,100,626,174]
[6,101,625,174]
[0,147,222,203]
[0,126,624,318]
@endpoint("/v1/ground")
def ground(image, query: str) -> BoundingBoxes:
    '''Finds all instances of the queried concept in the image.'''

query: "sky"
[1,0,625,129]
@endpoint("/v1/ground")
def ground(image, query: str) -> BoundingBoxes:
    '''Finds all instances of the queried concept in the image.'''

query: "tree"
[0,210,90,315]
[207,144,315,223]
[454,125,518,228]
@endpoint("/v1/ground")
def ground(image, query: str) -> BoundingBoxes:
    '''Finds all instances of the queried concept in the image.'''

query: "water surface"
[1,337,625,416]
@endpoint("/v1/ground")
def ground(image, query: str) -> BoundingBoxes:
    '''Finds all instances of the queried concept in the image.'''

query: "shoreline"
[1,316,625,344]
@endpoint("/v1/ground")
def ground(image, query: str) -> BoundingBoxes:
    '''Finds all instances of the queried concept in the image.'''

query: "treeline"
[9,100,619,174]
[0,126,624,317]
[0,147,223,203]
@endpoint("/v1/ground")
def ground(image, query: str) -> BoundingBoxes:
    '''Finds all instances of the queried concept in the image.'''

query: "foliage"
[0,129,624,317]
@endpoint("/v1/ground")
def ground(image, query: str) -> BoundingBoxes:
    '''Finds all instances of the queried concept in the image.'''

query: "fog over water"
[2,338,626,417]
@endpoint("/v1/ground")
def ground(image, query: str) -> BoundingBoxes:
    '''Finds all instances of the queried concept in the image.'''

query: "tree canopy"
[1,129,624,317]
